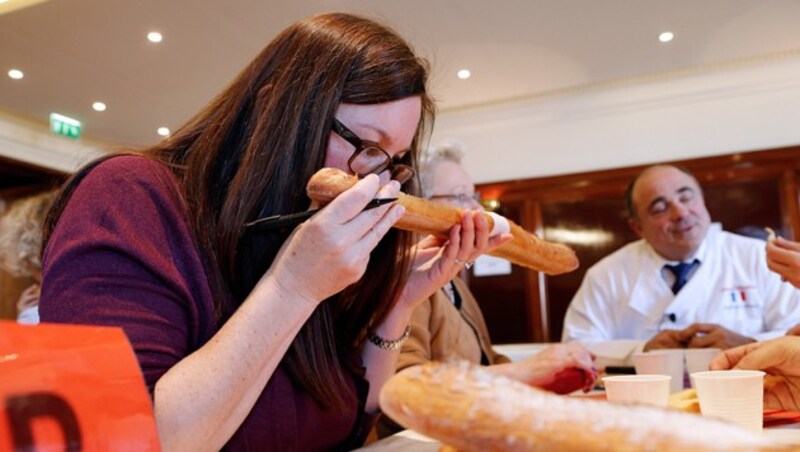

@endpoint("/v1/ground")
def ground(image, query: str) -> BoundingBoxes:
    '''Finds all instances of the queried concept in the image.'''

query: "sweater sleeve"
[40,156,216,392]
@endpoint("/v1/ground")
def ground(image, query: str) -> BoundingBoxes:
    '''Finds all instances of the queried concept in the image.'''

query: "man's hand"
[680,323,755,350]
[644,329,686,351]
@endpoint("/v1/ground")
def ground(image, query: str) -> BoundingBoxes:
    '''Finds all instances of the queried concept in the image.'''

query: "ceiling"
[2,0,800,148]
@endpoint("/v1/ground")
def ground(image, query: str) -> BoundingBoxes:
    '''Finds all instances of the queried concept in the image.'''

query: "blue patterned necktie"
[664,259,699,294]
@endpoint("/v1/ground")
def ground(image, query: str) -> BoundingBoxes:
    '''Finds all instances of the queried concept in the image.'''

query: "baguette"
[380,362,791,451]
[306,168,579,275]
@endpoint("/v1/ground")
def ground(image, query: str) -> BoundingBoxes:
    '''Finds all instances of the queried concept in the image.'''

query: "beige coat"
[376,278,510,438]
[397,277,510,370]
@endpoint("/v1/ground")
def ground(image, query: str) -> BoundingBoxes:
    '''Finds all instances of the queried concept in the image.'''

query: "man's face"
[628,166,711,261]
[429,161,482,210]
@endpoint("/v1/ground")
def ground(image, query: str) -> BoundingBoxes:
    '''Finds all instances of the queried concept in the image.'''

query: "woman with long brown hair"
[39,12,506,450]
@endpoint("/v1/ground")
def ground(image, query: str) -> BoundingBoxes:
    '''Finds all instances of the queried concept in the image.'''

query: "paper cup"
[685,348,722,386]
[633,349,685,393]
[691,370,765,432]
[603,375,671,407]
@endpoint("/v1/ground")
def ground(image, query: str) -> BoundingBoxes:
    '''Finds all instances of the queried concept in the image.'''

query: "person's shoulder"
[86,155,172,185]
[77,155,179,199]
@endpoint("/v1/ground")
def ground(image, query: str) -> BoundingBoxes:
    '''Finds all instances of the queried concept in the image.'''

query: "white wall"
[3,54,800,181]
[0,111,106,174]
[432,54,800,184]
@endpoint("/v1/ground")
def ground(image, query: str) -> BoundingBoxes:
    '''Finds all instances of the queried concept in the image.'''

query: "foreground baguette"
[379,362,792,452]
[306,168,578,275]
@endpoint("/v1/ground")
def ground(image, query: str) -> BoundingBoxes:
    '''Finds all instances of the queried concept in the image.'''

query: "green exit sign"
[50,113,82,140]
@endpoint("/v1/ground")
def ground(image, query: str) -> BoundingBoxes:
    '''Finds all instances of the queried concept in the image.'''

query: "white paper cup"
[685,348,722,386]
[691,370,765,432]
[633,349,685,393]
[603,375,671,407]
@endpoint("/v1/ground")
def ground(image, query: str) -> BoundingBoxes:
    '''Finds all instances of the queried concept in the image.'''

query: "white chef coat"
[561,223,800,365]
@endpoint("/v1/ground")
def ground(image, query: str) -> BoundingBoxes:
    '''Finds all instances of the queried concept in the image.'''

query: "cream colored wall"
[432,54,800,184]
[0,110,107,173]
[2,54,800,181]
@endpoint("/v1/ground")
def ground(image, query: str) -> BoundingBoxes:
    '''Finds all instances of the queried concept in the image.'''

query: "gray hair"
[418,140,465,198]
[0,191,57,277]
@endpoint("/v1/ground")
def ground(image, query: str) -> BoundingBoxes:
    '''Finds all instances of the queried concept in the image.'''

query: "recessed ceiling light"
[147,31,163,43]
[457,69,471,80]
[8,69,24,80]
[659,31,674,43]
[157,127,170,137]
[92,102,107,112]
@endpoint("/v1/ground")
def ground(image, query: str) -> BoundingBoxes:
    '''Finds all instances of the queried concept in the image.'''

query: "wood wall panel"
[472,146,800,344]
[467,200,534,343]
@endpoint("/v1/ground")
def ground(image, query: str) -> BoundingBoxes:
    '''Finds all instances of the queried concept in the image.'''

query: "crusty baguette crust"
[379,362,792,452]
[306,168,578,275]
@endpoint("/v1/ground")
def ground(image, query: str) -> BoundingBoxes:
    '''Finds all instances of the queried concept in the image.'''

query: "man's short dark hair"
[624,164,700,220]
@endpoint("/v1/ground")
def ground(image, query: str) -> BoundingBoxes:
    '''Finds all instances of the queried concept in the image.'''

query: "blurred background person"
[0,190,56,324]
[376,142,596,437]
[562,165,800,366]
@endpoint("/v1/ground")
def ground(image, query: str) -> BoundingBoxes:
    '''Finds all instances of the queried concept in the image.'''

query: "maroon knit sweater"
[41,156,375,450]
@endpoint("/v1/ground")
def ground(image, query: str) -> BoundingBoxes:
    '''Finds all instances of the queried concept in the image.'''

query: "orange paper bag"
[0,321,159,450]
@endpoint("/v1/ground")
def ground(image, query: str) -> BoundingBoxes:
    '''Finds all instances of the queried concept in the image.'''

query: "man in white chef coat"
[561,164,800,365]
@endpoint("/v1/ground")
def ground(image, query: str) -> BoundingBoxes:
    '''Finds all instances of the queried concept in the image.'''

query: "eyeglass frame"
[331,118,415,183]
[428,192,482,207]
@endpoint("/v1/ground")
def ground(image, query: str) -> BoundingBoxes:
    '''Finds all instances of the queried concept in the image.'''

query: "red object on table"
[540,368,594,395]
[0,321,159,450]
[763,409,800,428]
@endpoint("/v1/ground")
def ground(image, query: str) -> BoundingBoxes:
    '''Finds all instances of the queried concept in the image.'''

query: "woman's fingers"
[351,204,406,255]
[264,177,404,304]
[767,241,800,269]
[348,182,402,234]
[710,341,766,370]
[318,174,383,225]
[456,211,476,261]
[775,236,800,252]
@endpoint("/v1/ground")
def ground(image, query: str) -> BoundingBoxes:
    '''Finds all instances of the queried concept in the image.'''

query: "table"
[361,426,800,450]
[492,342,551,362]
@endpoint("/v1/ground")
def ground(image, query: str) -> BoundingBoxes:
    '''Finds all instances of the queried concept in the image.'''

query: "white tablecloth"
[492,342,551,362]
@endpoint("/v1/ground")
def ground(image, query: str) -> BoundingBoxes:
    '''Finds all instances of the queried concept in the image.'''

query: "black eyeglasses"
[331,118,415,184]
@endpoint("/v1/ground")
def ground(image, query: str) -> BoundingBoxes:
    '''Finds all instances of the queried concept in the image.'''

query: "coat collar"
[627,223,720,324]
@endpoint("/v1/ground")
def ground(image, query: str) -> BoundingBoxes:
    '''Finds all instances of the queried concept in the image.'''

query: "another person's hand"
[787,324,800,336]
[16,283,41,313]
[644,329,686,351]
[488,342,597,393]
[710,337,800,411]
[395,210,512,311]
[260,174,404,305]
[680,323,755,350]
[766,237,800,289]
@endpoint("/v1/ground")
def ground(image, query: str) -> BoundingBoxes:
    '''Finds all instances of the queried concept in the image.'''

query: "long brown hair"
[43,12,434,409]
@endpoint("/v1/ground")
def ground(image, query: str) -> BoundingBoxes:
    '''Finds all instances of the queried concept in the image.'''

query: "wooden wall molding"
[472,145,800,343]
